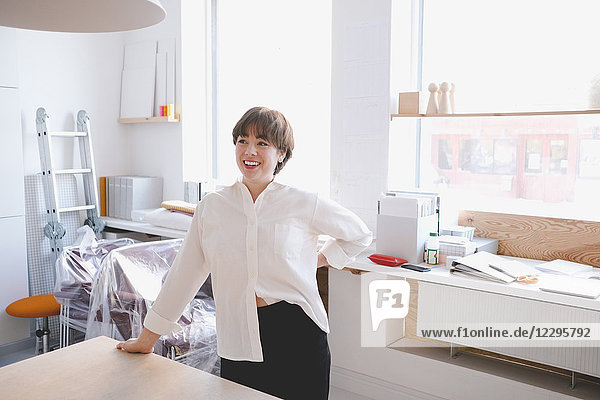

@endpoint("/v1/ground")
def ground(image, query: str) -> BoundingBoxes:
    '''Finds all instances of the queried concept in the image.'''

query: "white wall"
[330,0,391,232]
[17,0,192,201]
[122,0,184,200]
[17,30,129,177]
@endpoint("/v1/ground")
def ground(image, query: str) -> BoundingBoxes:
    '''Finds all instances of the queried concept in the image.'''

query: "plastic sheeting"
[85,239,219,375]
[54,226,136,331]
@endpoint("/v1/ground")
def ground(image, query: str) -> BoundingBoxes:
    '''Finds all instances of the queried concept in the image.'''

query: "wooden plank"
[0,336,277,400]
[458,210,600,267]
[391,109,600,119]
[119,114,179,123]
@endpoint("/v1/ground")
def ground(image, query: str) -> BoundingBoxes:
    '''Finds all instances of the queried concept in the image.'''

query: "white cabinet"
[0,27,18,88]
[417,281,600,378]
[0,87,25,217]
[0,216,29,345]
[0,30,28,346]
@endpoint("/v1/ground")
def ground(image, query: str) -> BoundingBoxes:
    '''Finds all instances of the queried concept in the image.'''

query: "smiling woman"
[117,106,372,400]
[233,107,290,200]
[232,106,294,189]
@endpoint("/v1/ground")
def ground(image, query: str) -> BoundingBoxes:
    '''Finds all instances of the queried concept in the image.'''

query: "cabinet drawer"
[417,281,600,377]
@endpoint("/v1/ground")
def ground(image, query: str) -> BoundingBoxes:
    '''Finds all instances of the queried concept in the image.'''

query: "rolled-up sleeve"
[312,195,372,269]
[144,203,210,335]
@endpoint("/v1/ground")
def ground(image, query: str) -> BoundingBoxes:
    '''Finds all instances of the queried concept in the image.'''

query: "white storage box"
[108,176,163,220]
[375,192,440,264]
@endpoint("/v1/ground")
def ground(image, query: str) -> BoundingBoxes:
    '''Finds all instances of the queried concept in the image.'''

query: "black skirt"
[220,301,331,399]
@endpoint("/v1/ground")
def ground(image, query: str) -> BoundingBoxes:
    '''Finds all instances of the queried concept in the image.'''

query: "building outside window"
[389,0,600,223]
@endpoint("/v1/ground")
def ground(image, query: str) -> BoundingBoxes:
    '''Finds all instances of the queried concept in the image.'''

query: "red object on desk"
[368,253,408,267]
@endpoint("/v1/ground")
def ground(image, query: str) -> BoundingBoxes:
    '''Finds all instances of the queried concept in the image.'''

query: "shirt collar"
[235,176,283,194]
[235,177,284,207]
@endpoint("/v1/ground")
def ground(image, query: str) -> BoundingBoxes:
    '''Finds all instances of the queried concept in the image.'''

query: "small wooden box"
[398,92,420,114]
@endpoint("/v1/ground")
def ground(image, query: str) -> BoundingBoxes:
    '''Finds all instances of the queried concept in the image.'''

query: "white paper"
[535,259,593,276]
[120,67,155,118]
[379,195,417,218]
[154,52,167,117]
[121,40,157,119]
[488,258,538,279]
[158,38,176,106]
[451,251,517,283]
[123,41,157,70]
[539,275,600,299]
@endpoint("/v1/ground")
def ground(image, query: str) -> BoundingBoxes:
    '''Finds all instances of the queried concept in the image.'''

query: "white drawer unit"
[417,281,600,377]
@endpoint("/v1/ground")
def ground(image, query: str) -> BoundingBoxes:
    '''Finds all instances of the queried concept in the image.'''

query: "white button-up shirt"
[144,179,372,361]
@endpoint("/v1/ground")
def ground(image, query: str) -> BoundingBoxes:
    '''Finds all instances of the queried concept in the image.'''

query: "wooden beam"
[458,210,600,267]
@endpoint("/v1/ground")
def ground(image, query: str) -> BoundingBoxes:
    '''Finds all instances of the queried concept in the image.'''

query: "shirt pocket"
[274,223,303,260]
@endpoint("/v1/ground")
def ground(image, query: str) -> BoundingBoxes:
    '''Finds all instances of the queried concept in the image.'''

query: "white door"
[0,87,25,218]
[0,27,18,88]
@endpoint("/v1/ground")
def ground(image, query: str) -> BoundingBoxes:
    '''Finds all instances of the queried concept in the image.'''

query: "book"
[535,259,593,276]
[450,251,537,284]
[108,177,115,217]
[538,275,600,299]
[488,258,538,279]
[115,176,123,219]
[573,269,600,280]
[99,177,107,216]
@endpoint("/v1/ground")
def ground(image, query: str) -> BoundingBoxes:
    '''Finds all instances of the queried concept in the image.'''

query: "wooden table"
[0,336,279,400]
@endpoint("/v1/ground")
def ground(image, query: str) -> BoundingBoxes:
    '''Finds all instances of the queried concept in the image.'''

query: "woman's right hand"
[116,327,161,354]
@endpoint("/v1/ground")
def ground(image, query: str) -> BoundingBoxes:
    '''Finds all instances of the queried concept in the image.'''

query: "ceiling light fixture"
[0,0,166,33]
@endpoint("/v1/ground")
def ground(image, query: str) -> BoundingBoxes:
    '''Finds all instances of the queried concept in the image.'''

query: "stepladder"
[35,107,105,263]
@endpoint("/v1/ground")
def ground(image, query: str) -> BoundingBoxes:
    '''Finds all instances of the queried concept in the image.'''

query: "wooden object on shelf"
[119,114,180,123]
[390,109,600,119]
[425,83,438,115]
[458,210,600,267]
[398,92,420,115]
[438,82,451,114]
[449,82,455,113]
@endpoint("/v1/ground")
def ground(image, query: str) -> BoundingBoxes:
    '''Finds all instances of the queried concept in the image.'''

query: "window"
[213,0,332,195]
[525,139,543,174]
[389,1,600,223]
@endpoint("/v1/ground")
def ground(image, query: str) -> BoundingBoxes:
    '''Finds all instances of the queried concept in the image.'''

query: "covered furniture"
[85,239,218,374]
[54,233,136,346]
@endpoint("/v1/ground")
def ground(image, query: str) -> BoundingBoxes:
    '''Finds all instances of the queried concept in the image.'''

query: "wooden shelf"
[391,109,600,120]
[119,114,180,123]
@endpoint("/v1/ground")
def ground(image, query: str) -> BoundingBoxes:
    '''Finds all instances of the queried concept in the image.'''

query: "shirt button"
[249,245,255,251]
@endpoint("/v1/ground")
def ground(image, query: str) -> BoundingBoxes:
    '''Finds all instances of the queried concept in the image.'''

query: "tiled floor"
[0,346,36,368]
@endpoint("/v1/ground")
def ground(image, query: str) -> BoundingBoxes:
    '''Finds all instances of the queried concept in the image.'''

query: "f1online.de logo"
[368,280,410,331]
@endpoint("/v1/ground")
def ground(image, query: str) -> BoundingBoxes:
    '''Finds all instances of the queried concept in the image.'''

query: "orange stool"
[6,294,61,354]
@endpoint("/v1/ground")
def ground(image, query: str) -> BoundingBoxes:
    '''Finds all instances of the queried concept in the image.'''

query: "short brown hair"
[232,106,294,175]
